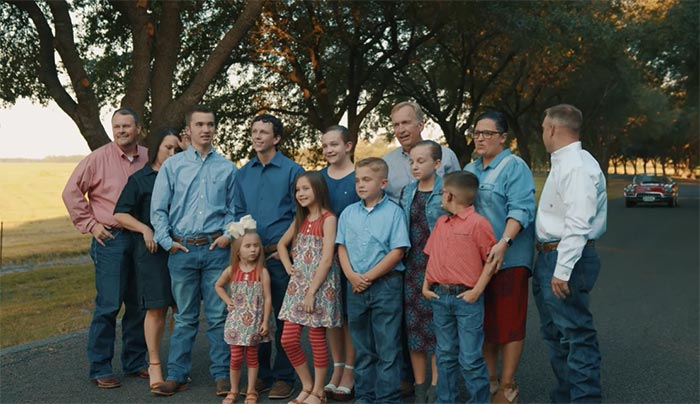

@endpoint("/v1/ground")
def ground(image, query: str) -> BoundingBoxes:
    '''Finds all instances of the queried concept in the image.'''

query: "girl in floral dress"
[277,171,342,404]
[398,140,448,403]
[215,226,272,404]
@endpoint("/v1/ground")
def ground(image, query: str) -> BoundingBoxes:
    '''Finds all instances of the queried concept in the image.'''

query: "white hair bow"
[226,214,257,239]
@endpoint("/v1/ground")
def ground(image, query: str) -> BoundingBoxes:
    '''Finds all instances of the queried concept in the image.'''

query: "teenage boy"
[422,171,496,404]
[336,157,410,404]
[234,114,304,399]
[151,105,237,396]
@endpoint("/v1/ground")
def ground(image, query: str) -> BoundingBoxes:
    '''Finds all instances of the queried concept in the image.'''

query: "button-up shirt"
[114,164,158,229]
[234,151,304,246]
[62,142,147,233]
[536,141,607,281]
[424,206,496,287]
[336,195,410,274]
[151,146,237,251]
[383,145,461,202]
[464,149,536,270]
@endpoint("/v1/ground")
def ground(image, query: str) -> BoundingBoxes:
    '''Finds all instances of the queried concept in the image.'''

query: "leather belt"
[263,244,278,255]
[536,240,595,253]
[431,284,472,295]
[172,231,223,246]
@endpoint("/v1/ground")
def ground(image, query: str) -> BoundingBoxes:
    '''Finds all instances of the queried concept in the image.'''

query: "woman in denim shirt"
[398,140,448,403]
[464,111,535,404]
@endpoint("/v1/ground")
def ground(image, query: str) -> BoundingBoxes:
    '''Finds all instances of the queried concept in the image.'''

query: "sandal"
[244,391,258,404]
[332,364,354,402]
[489,377,500,397]
[222,391,239,404]
[148,362,164,390]
[324,362,345,395]
[302,390,327,404]
[289,389,311,404]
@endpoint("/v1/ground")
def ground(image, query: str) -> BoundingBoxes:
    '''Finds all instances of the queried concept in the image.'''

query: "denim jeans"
[166,244,230,382]
[430,292,489,404]
[347,274,403,404]
[532,247,602,403]
[258,257,295,385]
[87,229,146,379]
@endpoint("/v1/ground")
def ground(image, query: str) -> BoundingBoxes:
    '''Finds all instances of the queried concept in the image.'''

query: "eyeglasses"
[467,129,502,140]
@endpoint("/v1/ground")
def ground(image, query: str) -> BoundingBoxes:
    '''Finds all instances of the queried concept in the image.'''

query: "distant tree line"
[2,0,697,174]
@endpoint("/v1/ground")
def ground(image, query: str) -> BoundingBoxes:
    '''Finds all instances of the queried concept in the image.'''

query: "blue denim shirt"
[151,147,238,251]
[336,194,410,274]
[234,151,304,246]
[464,149,535,270]
[399,174,447,232]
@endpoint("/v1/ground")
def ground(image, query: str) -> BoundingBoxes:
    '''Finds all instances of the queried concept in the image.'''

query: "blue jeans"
[347,274,403,404]
[430,292,489,404]
[166,244,230,382]
[258,257,295,385]
[87,229,146,379]
[532,247,602,403]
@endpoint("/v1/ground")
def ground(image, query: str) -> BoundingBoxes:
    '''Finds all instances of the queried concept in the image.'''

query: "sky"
[0,99,106,159]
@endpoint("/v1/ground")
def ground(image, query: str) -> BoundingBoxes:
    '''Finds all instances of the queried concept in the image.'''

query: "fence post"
[1,221,3,269]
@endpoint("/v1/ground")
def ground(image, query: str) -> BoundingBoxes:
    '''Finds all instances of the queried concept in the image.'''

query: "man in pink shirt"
[63,107,149,389]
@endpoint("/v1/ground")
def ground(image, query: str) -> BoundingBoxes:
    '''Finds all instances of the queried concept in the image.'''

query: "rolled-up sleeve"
[62,157,97,234]
[504,161,536,228]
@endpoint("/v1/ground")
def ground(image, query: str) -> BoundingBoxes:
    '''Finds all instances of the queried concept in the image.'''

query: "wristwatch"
[502,236,513,247]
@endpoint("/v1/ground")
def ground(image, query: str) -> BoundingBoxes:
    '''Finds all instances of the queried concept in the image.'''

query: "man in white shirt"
[382,101,461,202]
[533,104,607,403]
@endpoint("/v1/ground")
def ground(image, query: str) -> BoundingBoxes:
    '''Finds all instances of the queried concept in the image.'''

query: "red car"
[624,174,678,207]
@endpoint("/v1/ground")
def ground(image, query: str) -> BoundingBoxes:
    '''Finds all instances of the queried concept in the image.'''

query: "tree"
[1,0,263,151]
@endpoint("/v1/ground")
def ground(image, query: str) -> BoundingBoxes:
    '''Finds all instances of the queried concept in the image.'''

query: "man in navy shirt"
[234,114,304,399]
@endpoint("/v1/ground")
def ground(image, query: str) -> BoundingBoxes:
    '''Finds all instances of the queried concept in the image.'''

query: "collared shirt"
[336,195,410,274]
[424,206,496,287]
[114,164,158,229]
[382,145,461,202]
[399,174,447,232]
[464,149,536,270]
[151,146,237,251]
[320,167,360,218]
[536,141,607,281]
[62,142,147,234]
[234,151,304,246]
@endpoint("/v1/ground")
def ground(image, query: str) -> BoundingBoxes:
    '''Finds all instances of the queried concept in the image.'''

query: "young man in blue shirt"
[336,157,410,404]
[151,105,237,396]
[234,114,304,399]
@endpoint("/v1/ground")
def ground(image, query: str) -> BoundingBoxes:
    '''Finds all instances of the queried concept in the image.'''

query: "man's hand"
[90,223,114,247]
[169,242,189,254]
[551,276,570,299]
[348,272,371,293]
[457,289,481,303]
[209,235,230,251]
[422,287,439,301]
[142,228,157,253]
[486,240,508,273]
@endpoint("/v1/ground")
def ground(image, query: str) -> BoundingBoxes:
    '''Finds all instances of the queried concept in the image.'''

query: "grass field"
[0,162,91,264]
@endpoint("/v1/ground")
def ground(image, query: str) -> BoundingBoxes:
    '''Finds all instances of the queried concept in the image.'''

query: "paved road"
[2,185,698,404]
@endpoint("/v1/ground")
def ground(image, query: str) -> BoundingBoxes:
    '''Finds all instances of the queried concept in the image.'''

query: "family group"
[63,101,606,404]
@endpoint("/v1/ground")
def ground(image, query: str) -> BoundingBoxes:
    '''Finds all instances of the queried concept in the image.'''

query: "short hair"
[443,171,479,205]
[475,110,508,133]
[323,125,351,143]
[185,104,216,126]
[356,157,389,180]
[391,101,425,123]
[252,114,284,138]
[147,127,181,164]
[545,104,582,133]
[410,140,442,161]
[112,107,140,126]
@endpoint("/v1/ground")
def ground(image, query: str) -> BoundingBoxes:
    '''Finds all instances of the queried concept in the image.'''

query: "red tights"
[230,345,259,371]
[281,321,328,368]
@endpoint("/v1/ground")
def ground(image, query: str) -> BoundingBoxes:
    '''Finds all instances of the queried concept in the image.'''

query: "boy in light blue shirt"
[336,157,410,404]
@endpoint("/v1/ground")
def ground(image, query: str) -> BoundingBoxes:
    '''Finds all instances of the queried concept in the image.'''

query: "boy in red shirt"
[422,171,496,403]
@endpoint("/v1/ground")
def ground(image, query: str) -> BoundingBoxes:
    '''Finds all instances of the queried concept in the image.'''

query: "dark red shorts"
[484,266,529,344]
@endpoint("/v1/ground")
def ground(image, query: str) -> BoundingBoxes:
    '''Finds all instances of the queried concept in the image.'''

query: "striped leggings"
[281,321,328,368]
[229,345,259,371]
